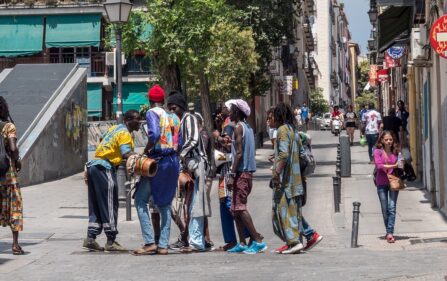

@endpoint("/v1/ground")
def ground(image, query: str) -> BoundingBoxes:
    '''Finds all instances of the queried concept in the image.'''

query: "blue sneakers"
[243,241,267,255]
[227,243,248,253]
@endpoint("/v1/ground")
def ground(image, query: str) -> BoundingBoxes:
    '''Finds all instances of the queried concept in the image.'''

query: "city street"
[1,130,447,281]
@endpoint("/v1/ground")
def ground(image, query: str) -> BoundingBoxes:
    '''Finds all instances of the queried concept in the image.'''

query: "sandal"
[12,245,24,255]
[131,245,157,256]
[386,234,395,243]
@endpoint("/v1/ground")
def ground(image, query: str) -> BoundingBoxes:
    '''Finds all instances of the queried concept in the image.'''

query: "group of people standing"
[83,85,270,255]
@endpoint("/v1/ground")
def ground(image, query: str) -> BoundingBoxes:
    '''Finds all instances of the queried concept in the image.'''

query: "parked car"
[319,112,331,130]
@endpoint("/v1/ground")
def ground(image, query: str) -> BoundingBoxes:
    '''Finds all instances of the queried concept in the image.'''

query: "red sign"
[385,52,401,68]
[377,69,389,83]
[369,64,378,86]
[430,15,447,59]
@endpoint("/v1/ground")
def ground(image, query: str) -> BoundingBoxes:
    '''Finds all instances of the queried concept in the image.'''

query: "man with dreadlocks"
[270,102,322,254]
[0,96,24,255]
[225,99,267,254]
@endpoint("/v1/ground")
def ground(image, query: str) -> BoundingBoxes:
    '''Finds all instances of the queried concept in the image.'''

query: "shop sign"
[385,52,401,68]
[386,46,405,59]
[369,64,378,86]
[283,75,293,95]
[377,69,389,83]
[430,14,447,59]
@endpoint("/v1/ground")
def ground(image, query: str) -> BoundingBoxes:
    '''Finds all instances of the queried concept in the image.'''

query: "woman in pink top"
[374,131,402,243]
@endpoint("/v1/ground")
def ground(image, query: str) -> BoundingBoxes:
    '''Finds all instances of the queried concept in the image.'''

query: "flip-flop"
[131,247,157,256]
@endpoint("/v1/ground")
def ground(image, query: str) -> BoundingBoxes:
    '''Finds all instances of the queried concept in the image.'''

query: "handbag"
[387,172,406,191]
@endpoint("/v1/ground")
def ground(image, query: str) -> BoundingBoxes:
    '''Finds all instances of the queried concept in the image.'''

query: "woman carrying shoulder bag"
[374,130,403,243]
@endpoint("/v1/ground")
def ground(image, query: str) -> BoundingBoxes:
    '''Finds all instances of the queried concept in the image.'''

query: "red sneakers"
[386,234,395,243]
[274,244,289,254]
[304,232,323,251]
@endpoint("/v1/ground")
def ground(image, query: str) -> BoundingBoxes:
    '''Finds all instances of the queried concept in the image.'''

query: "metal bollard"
[351,202,361,248]
[125,175,132,221]
[332,176,340,213]
[116,162,127,207]
[336,165,341,202]
[340,135,352,177]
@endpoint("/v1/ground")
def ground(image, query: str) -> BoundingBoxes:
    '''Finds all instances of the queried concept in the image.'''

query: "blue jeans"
[219,196,251,243]
[366,133,379,161]
[377,185,399,234]
[188,178,205,250]
[301,217,315,241]
[134,177,171,249]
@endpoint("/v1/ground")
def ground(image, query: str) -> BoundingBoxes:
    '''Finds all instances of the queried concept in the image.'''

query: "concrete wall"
[19,67,88,186]
[88,121,148,151]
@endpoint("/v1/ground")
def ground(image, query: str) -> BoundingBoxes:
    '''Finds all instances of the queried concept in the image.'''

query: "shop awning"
[0,16,44,57]
[87,83,103,117]
[113,82,149,113]
[377,6,413,53]
[45,14,101,48]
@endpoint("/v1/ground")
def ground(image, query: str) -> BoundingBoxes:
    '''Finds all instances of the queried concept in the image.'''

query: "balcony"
[0,0,105,8]
[330,71,338,88]
[107,55,154,77]
[303,16,315,52]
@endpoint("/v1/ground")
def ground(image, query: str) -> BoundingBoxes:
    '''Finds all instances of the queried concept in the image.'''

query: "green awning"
[88,83,102,117]
[46,14,101,48]
[113,82,149,113]
[0,16,44,57]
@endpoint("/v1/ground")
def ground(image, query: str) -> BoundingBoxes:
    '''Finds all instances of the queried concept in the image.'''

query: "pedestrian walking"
[344,105,357,145]
[270,103,322,254]
[132,85,181,256]
[373,131,403,243]
[83,109,141,252]
[294,105,302,127]
[362,103,382,163]
[381,108,403,143]
[0,97,24,255]
[267,107,277,149]
[301,102,309,131]
[225,99,266,254]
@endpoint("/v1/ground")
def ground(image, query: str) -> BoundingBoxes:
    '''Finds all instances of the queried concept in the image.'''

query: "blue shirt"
[232,121,256,173]
[301,106,309,119]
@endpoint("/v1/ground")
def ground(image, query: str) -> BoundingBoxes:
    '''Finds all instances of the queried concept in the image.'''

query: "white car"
[319,113,331,130]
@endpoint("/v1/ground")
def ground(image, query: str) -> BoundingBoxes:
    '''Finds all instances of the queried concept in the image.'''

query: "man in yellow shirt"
[83,109,141,252]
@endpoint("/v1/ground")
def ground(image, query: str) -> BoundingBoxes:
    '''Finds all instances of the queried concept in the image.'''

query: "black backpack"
[0,122,10,176]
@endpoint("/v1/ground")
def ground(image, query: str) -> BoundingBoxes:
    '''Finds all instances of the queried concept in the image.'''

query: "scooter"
[331,117,341,136]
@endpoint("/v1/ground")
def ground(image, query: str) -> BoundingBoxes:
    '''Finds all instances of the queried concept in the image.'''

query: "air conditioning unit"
[105,51,127,66]
[411,27,432,67]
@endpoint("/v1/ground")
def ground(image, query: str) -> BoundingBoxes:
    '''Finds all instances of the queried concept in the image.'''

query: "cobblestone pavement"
[1,131,447,281]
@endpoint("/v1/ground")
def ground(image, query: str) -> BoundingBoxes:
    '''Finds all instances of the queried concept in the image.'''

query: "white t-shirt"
[362,110,382,134]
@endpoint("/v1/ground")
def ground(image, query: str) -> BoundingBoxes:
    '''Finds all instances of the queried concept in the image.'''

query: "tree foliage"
[146,0,258,129]
[310,87,329,115]
[358,59,370,94]
[355,92,377,112]
[226,0,298,96]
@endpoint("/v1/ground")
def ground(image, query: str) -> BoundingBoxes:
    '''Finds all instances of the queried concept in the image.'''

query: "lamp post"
[368,0,378,27]
[104,0,132,124]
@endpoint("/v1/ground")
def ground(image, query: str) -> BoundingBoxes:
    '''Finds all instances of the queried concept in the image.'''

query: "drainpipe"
[407,66,418,176]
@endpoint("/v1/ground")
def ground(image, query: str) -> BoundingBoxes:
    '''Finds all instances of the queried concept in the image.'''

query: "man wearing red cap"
[132,85,181,255]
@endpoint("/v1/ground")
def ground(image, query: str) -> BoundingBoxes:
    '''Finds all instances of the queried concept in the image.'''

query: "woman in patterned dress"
[271,102,305,254]
[0,97,23,255]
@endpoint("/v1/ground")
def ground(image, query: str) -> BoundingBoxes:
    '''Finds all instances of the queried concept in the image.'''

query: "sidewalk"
[338,133,447,251]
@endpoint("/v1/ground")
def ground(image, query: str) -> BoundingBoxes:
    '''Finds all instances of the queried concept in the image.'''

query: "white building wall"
[314,0,332,102]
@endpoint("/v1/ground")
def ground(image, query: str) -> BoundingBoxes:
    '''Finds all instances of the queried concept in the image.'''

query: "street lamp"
[104,0,132,124]
[367,8,378,26]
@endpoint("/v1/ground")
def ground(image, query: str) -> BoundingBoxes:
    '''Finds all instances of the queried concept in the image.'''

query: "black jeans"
[366,133,379,161]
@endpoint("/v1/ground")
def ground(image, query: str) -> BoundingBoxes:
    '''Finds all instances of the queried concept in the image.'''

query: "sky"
[342,0,371,55]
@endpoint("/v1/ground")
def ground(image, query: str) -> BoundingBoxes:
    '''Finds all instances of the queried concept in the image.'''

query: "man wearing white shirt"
[362,103,382,163]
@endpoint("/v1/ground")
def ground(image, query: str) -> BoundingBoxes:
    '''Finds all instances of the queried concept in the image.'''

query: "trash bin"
[340,134,351,177]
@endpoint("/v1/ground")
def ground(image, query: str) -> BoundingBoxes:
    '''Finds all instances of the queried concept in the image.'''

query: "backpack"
[0,122,10,176]
[298,132,316,176]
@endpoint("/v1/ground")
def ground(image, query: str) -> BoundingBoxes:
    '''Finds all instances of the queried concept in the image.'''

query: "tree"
[358,60,370,94]
[146,0,258,130]
[355,92,377,113]
[310,87,329,116]
[227,0,298,97]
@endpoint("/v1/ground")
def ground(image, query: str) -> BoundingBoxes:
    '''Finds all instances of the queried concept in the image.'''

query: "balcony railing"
[0,0,104,7]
